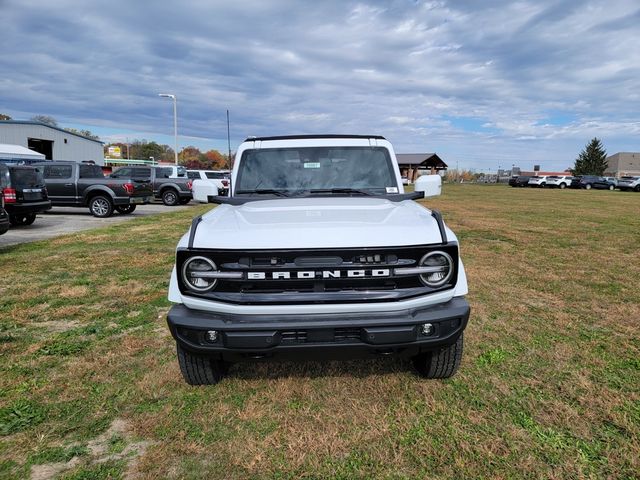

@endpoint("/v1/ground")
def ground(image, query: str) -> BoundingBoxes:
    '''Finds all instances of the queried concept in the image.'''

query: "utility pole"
[227,109,232,170]
[158,93,178,165]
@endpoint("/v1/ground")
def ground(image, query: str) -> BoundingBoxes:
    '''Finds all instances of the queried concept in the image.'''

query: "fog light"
[205,330,219,343]
[420,323,434,336]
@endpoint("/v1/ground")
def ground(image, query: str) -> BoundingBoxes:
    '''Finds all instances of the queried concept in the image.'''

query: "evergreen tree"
[572,138,608,176]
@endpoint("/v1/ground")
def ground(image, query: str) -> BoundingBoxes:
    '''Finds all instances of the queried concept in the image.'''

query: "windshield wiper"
[308,188,374,196]
[235,189,290,197]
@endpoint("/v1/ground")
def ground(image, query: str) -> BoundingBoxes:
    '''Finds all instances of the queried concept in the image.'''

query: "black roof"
[244,134,387,142]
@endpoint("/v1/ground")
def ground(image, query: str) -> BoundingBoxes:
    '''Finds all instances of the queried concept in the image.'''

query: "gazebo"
[396,153,447,182]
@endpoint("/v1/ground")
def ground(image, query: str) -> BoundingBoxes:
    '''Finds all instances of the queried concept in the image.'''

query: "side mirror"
[192,179,218,203]
[414,175,442,198]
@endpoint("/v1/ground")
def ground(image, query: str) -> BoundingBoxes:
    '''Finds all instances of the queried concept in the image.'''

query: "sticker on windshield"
[303,162,321,169]
[386,187,399,194]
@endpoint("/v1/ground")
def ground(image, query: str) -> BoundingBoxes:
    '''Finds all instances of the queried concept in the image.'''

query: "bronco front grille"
[176,244,458,305]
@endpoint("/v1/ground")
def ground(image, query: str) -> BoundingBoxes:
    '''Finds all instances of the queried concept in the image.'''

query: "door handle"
[64,183,74,186]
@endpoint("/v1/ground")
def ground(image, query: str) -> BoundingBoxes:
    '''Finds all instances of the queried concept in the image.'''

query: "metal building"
[0,120,104,165]
[604,152,640,177]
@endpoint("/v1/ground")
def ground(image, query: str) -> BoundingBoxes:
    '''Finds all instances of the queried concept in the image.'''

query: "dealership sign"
[108,146,121,158]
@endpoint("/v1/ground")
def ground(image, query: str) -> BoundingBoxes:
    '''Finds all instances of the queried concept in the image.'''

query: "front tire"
[584,184,592,190]
[559,183,566,189]
[179,198,191,205]
[635,185,640,192]
[162,189,179,206]
[412,334,464,379]
[609,185,614,191]
[89,195,114,217]
[176,344,227,385]
[115,204,136,214]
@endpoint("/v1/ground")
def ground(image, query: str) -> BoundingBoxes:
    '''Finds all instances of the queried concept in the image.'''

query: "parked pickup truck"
[110,166,193,206]
[187,170,230,196]
[34,161,153,217]
[167,134,470,385]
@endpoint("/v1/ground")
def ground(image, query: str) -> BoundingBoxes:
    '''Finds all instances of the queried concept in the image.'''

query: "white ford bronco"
[167,135,470,385]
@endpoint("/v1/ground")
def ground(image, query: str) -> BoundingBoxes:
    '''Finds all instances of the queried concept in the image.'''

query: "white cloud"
[0,0,638,171]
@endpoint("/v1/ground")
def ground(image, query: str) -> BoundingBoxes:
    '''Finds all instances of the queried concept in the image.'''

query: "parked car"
[570,175,615,190]
[616,176,640,192]
[0,163,52,225]
[34,161,153,217]
[0,194,9,235]
[111,166,193,206]
[163,165,188,178]
[604,177,618,187]
[166,134,470,385]
[508,175,531,187]
[186,170,229,196]
[545,175,574,189]
[527,176,548,187]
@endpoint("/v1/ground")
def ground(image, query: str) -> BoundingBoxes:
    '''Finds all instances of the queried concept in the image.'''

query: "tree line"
[103,141,231,170]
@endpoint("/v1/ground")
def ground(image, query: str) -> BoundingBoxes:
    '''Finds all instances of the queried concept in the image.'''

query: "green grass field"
[1,185,639,479]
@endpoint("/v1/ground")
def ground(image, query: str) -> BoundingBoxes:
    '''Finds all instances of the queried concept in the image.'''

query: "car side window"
[44,165,73,179]
[187,171,200,179]
[157,168,172,179]
[112,168,132,178]
[133,168,150,178]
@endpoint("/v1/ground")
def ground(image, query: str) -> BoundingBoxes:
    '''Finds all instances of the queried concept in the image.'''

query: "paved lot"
[0,203,195,248]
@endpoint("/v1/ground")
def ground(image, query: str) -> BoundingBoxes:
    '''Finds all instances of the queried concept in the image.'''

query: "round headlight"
[182,256,218,292]
[418,251,454,287]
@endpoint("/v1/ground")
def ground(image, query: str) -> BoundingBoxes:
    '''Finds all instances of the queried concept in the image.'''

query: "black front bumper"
[167,297,470,362]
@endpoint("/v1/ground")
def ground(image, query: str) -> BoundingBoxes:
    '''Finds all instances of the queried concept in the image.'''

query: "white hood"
[182,197,452,250]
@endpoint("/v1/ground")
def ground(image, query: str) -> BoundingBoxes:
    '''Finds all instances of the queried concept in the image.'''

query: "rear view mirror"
[414,175,442,198]
[192,179,218,203]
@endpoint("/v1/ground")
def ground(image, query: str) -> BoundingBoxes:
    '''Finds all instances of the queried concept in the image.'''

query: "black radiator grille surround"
[177,244,459,305]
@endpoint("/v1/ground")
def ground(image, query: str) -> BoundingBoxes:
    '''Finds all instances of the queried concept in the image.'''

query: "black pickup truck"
[110,166,192,206]
[33,161,153,217]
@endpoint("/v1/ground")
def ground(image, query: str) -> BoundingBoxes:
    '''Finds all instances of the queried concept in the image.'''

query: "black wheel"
[559,183,566,189]
[635,185,640,192]
[179,198,191,205]
[115,204,136,214]
[89,195,114,217]
[162,189,179,206]
[412,334,464,379]
[176,344,227,385]
[9,213,36,226]
[540,183,546,188]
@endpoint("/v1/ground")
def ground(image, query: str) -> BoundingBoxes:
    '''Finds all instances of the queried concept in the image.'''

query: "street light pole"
[158,93,178,165]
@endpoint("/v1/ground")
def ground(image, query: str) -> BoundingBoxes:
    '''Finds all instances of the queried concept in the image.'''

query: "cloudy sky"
[1,0,638,171]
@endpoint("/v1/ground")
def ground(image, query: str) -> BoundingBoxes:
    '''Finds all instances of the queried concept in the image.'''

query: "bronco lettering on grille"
[247,269,391,280]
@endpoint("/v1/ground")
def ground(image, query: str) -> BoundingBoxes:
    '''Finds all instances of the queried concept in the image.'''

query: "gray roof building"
[0,120,104,165]
[604,152,640,177]
[396,153,447,181]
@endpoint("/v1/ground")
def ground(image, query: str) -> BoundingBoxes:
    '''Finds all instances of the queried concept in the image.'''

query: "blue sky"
[1,0,638,172]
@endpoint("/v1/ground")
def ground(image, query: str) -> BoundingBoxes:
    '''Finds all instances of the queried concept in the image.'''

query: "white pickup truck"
[186,170,230,196]
[167,135,470,385]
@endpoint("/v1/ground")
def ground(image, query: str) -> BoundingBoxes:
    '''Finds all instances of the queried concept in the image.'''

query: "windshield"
[235,147,397,195]
[9,167,45,187]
